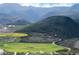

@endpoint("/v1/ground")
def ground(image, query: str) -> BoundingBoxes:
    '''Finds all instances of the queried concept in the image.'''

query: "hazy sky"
[0,0,78,3]
[0,0,78,7]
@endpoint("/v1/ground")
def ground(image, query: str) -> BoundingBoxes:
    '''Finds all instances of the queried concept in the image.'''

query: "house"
[0,25,16,33]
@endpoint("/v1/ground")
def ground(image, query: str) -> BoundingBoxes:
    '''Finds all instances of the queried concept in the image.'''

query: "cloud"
[20,3,73,7]
[0,0,79,3]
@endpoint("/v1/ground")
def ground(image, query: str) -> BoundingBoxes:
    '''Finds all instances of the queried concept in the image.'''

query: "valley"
[0,25,76,55]
[0,3,79,55]
[0,25,66,55]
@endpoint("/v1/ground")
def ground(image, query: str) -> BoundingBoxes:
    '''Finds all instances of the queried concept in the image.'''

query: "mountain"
[42,4,79,23]
[0,3,51,23]
[0,13,14,24]
[0,3,79,24]
[0,3,73,23]
[7,17,30,25]
[18,16,79,38]
[9,20,30,25]
[0,13,30,25]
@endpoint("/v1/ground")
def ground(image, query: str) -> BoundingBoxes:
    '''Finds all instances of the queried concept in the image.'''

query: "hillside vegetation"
[18,16,79,38]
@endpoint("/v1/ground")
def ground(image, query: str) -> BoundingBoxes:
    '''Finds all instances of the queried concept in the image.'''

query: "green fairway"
[0,33,28,38]
[0,42,65,54]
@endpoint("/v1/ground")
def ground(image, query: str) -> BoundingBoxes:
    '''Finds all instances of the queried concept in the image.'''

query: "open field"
[0,42,65,54]
[0,33,66,54]
[13,25,30,31]
[0,33,28,38]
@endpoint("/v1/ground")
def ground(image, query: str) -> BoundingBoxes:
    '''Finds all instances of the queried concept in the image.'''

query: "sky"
[20,3,73,7]
[0,0,79,3]
[0,0,78,7]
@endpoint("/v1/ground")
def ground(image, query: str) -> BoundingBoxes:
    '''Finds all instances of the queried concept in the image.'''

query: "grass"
[13,25,30,31]
[0,33,28,38]
[0,42,65,53]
